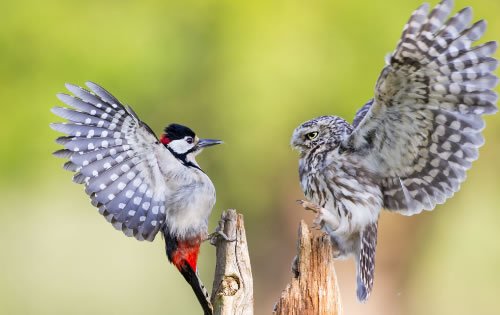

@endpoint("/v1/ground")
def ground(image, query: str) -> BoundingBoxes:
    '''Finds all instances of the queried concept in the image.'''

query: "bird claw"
[206,219,236,246]
[298,199,326,230]
[312,208,327,230]
[297,199,321,213]
[311,220,325,230]
[209,229,236,244]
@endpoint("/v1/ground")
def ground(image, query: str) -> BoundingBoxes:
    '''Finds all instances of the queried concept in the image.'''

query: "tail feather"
[356,222,378,303]
[179,264,213,315]
[163,230,212,315]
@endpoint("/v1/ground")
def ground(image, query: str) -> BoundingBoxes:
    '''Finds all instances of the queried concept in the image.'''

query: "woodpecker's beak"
[197,139,223,148]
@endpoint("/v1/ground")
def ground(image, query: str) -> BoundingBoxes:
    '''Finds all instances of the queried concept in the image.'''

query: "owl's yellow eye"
[306,132,319,140]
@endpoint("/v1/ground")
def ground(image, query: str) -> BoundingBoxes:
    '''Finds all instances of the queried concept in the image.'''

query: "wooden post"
[273,220,342,315]
[211,209,254,315]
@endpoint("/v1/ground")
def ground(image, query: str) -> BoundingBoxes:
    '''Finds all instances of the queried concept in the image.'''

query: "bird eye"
[186,137,193,144]
[306,132,319,140]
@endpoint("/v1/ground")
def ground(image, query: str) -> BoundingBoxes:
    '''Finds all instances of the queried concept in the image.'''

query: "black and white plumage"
[291,0,497,302]
[51,81,222,314]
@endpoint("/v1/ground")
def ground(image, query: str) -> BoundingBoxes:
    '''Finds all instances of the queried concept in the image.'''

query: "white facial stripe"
[168,137,194,154]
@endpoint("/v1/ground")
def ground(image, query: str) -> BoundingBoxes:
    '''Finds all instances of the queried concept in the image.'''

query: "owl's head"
[291,115,352,154]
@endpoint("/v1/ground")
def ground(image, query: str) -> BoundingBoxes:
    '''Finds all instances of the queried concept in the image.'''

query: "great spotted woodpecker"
[51,81,222,314]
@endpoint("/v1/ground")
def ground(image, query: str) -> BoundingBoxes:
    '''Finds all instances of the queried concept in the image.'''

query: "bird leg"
[297,199,340,231]
[297,199,325,229]
[204,217,236,245]
[297,199,322,212]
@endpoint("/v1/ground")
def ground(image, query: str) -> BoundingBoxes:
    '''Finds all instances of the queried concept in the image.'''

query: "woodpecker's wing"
[346,0,498,215]
[51,82,176,241]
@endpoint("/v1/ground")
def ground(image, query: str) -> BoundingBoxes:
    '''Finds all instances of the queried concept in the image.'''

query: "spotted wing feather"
[348,0,498,215]
[51,82,174,241]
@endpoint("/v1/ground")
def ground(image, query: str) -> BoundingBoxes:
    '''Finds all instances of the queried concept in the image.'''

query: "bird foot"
[297,199,325,230]
[205,218,236,246]
[312,210,326,230]
[297,199,321,213]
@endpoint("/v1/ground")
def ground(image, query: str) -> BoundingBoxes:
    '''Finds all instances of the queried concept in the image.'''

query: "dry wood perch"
[273,220,342,315]
[211,209,254,315]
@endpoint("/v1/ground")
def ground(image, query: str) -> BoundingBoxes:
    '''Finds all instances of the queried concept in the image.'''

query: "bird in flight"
[51,81,223,314]
[291,0,497,302]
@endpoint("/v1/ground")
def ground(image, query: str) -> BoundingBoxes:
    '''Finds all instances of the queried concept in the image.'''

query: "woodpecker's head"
[160,124,222,164]
[291,116,353,155]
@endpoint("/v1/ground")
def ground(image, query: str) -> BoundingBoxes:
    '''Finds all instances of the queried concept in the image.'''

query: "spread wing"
[346,0,498,215]
[51,82,176,241]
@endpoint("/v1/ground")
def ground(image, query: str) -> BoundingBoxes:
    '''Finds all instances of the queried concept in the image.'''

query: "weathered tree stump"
[273,220,342,315]
[211,209,254,315]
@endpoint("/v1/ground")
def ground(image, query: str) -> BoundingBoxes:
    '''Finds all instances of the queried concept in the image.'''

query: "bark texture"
[273,220,342,315]
[211,210,254,315]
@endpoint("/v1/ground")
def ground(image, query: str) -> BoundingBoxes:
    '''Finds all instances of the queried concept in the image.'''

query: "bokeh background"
[1,0,499,314]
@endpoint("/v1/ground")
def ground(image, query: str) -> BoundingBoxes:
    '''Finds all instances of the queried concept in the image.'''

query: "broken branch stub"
[273,220,342,315]
[211,209,254,315]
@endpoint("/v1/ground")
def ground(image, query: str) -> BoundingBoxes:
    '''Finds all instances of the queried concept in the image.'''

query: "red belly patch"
[172,237,201,271]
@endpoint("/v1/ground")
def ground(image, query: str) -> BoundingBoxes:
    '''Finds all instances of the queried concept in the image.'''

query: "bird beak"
[197,139,223,148]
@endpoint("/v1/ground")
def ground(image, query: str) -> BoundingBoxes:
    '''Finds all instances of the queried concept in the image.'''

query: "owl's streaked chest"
[299,148,383,233]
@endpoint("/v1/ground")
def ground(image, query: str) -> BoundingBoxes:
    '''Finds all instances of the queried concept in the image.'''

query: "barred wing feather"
[347,0,498,215]
[51,82,176,241]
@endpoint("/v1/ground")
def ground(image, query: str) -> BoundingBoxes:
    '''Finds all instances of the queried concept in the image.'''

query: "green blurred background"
[1,0,499,314]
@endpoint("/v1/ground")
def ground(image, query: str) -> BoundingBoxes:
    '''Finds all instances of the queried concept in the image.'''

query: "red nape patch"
[172,238,201,271]
[160,134,171,145]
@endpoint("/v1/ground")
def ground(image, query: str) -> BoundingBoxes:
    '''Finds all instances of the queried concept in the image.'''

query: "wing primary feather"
[85,81,125,109]
[349,0,497,215]
[52,82,172,241]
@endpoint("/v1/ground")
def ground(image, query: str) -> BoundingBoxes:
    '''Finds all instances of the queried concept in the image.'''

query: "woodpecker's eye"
[306,132,319,140]
[186,137,194,144]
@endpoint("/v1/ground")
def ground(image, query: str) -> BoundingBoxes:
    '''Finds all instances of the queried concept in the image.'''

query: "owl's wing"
[51,82,176,241]
[346,0,498,215]
[352,98,374,129]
